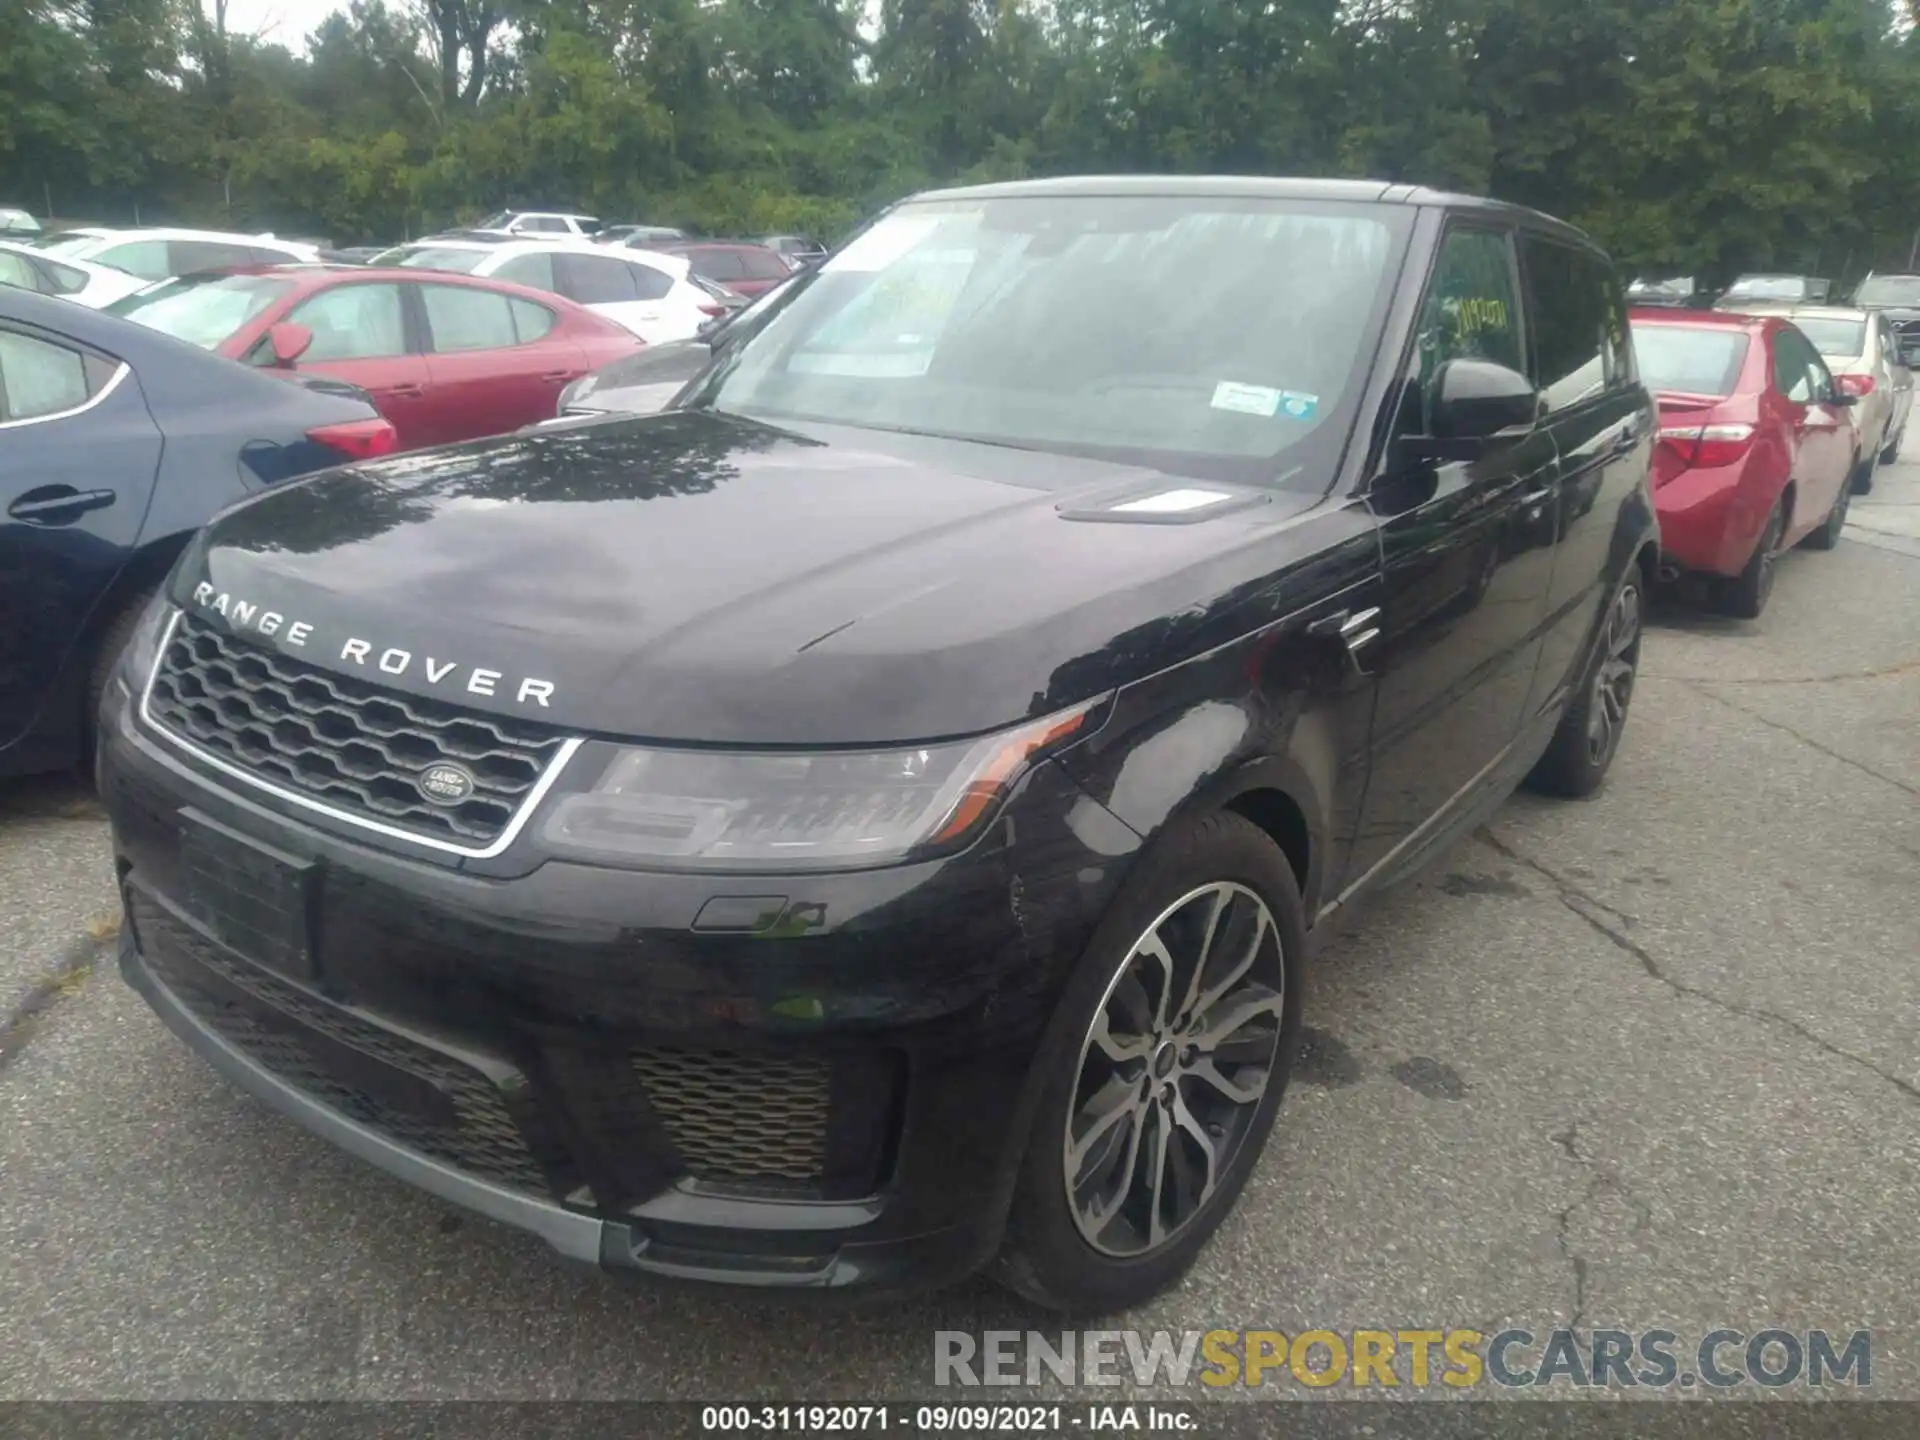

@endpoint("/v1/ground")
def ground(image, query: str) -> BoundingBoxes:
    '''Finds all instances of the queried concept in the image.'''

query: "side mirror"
[267,321,313,367]
[1430,357,1540,441]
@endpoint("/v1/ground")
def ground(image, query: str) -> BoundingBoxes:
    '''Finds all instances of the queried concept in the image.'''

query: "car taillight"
[1838,373,1877,396]
[699,302,727,317]
[1658,422,1754,468]
[307,418,399,460]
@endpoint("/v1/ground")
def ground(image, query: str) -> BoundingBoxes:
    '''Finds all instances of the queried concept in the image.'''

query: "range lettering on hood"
[189,583,557,709]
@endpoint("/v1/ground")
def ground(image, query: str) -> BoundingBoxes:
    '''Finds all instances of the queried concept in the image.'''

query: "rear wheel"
[1804,466,1855,550]
[1525,572,1642,799]
[1720,498,1784,619]
[995,812,1304,1313]
[1878,425,1904,467]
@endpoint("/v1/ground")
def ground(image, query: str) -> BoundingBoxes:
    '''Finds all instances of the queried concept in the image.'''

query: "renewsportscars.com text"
[934,1328,1872,1390]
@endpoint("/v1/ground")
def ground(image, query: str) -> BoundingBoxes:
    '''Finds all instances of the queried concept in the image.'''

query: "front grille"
[136,897,552,1196]
[146,613,567,847]
[631,1046,832,1185]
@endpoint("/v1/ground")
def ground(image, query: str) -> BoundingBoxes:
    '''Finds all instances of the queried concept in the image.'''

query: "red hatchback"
[1630,309,1862,617]
[108,267,644,451]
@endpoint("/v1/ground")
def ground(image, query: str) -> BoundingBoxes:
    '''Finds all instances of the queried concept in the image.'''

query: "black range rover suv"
[100,177,1656,1313]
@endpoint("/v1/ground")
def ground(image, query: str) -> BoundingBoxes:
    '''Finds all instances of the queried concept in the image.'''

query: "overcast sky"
[227,0,345,50]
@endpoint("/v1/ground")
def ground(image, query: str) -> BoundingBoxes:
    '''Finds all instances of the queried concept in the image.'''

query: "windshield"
[106,274,295,348]
[1631,325,1750,396]
[1725,276,1813,300]
[1854,276,1920,307]
[1791,317,1866,357]
[694,196,1405,483]
[388,246,490,273]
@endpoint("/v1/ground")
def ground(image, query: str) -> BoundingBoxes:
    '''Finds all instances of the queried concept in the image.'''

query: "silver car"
[1733,303,1913,469]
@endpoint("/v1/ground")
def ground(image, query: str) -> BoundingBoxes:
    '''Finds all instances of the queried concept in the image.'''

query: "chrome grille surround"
[139,609,582,858]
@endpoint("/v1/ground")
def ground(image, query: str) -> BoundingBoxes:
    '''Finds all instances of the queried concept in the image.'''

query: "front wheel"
[1525,571,1642,799]
[995,812,1305,1313]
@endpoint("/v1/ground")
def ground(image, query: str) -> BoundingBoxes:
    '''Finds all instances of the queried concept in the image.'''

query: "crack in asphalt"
[0,915,119,1078]
[1547,1119,1653,1331]
[1478,830,1920,1106]
[1681,679,1920,798]
[1642,653,1920,687]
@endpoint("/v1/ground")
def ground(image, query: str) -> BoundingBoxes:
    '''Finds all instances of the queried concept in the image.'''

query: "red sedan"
[1631,309,1862,617]
[108,266,644,450]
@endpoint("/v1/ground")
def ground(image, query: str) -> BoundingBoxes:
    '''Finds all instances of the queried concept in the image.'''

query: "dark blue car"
[1,286,396,779]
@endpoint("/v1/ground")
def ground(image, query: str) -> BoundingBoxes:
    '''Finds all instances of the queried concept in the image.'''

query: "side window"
[494,252,556,292]
[557,253,639,304]
[1773,329,1823,403]
[1407,227,1523,433]
[0,250,39,291]
[92,240,171,281]
[0,329,102,422]
[1596,258,1632,386]
[169,240,252,275]
[1522,236,1608,412]
[742,248,791,280]
[510,298,556,342]
[421,284,518,351]
[286,283,407,361]
[698,250,747,281]
[626,261,673,301]
[42,258,89,295]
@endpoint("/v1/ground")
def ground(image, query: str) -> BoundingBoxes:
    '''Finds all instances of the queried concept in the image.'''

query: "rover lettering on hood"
[188,582,558,710]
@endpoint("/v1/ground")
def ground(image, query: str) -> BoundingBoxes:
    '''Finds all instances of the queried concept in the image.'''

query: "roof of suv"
[906,175,1600,245]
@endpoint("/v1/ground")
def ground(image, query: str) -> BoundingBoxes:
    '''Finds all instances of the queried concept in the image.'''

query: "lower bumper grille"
[632,1047,832,1185]
[133,896,552,1196]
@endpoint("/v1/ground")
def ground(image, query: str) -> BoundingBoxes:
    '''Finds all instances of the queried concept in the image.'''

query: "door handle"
[1611,426,1638,454]
[1520,485,1555,507]
[380,384,425,399]
[7,486,117,525]
[539,370,576,383]
[1308,606,1382,671]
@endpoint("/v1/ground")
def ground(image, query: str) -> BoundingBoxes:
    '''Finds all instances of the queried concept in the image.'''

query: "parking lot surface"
[3,456,1916,1403]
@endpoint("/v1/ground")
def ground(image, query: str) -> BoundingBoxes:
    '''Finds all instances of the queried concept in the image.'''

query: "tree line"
[5,0,1920,284]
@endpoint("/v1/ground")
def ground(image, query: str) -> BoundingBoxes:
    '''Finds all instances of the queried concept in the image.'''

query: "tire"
[1803,466,1854,551]
[1878,426,1903,467]
[1524,570,1643,799]
[1720,498,1785,619]
[994,811,1305,1313]
[84,586,156,774]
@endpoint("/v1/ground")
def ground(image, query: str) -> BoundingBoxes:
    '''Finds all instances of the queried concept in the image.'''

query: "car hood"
[170,410,1329,745]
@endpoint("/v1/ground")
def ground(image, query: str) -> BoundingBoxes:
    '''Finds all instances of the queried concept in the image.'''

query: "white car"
[467,210,602,239]
[34,227,321,283]
[374,237,718,344]
[0,239,149,307]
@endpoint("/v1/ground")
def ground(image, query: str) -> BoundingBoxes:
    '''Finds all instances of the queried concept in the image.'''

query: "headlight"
[557,372,598,413]
[538,700,1102,871]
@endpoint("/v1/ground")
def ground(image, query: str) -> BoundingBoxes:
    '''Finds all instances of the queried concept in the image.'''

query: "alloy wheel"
[1063,882,1285,1258]
[1585,582,1641,766]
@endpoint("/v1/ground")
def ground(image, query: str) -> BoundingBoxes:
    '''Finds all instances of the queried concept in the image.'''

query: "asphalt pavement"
[2,452,1916,1405]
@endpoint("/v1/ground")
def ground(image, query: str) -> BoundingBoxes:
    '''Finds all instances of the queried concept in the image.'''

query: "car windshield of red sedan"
[1631,325,1749,396]
[106,273,296,349]
[697,195,1403,483]
[1791,317,1866,358]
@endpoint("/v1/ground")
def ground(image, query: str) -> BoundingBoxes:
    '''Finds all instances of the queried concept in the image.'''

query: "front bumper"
[101,679,1140,1293]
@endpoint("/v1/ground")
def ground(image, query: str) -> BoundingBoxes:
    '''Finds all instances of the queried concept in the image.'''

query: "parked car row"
[1631,289,1911,616]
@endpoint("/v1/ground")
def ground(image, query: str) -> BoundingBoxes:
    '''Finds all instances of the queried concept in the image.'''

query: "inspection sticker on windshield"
[1211,381,1283,417]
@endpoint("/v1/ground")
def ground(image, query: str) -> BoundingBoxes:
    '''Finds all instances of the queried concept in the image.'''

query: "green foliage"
[2,0,1917,279]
